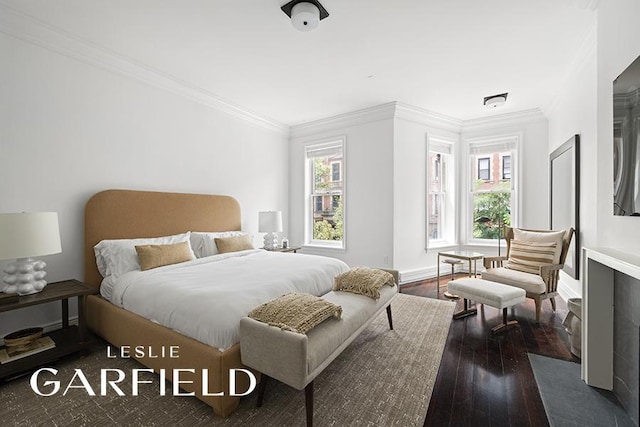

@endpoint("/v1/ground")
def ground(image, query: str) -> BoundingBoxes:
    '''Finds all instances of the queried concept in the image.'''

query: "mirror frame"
[550,134,580,279]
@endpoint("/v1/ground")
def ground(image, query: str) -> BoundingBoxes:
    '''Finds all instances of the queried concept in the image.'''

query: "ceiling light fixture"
[484,93,508,109]
[281,0,330,32]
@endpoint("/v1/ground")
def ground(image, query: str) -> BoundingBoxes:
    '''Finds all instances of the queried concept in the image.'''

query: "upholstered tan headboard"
[84,189,241,288]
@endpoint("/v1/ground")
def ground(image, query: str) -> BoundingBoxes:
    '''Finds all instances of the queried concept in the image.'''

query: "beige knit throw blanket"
[248,293,342,334]
[333,267,396,300]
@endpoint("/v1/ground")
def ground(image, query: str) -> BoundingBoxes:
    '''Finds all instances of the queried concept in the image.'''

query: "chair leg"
[386,305,393,330]
[256,374,268,407]
[305,381,314,427]
[550,297,557,312]
[534,297,542,323]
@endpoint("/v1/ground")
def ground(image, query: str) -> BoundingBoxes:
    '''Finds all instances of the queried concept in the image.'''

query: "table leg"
[62,299,69,329]
[78,296,87,343]
[468,259,472,277]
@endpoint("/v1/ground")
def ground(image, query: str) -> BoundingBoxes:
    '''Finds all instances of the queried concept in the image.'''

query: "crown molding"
[461,108,546,132]
[289,102,397,139]
[0,3,288,134]
[394,102,463,133]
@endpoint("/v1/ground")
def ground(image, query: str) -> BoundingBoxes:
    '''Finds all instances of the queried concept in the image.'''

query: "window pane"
[472,191,511,238]
[428,193,443,240]
[307,143,344,244]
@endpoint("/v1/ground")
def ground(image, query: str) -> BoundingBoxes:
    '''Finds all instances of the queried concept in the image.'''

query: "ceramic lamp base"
[2,257,48,295]
[263,233,279,250]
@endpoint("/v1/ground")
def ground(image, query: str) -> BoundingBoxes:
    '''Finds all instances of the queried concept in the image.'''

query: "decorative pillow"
[248,293,342,334]
[214,234,254,254]
[135,242,194,271]
[506,240,558,275]
[94,232,194,278]
[333,267,396,300]
[512,228,565,264]
[190,231,247,258]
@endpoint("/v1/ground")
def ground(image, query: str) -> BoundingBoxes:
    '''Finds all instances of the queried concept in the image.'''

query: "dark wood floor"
[401,274,578,427]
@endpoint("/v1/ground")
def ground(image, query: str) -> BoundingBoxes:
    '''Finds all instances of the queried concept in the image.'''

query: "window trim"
[303,137,346,250]
[426,135,457,251]
[465,134,520,247]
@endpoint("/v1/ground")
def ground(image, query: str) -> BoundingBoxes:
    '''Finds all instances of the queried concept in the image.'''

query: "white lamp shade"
[258,211,283,233]
[0,212,62,260]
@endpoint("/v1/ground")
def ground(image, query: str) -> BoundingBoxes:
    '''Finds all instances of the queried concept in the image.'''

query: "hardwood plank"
[400,273,574,427]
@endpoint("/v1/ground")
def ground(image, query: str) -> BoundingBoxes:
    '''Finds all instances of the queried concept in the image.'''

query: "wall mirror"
[613,54,640,216]
[550,134,580,279]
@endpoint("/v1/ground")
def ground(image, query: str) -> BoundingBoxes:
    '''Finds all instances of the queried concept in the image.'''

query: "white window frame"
[426,135,457,250]
[304,138,346,250]
[466,135,519,247]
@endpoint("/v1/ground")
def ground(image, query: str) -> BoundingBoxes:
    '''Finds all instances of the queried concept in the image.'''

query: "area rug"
[528,353,635,427]
[1,293,455,427]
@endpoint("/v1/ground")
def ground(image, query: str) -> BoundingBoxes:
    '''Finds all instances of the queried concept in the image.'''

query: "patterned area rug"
[1,293,455,426]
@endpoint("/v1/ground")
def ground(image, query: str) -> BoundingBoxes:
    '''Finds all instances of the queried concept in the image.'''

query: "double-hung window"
[468,136,518,243]
[426,137,456,248]
[305,140,345,248]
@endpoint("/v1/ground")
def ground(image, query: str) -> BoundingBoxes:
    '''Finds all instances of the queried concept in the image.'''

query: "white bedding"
[102,249,349,350]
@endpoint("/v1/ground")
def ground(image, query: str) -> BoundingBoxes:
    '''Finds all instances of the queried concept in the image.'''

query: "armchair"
[482,226,574,322]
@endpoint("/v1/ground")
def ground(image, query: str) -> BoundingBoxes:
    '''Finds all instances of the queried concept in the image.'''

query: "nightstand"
[271,246,302,253]
[0,279,98,381]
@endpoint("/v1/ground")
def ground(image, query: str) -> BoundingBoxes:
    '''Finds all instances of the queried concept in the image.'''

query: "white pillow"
[190,231,248,258]
[94,232,195,278]
[512,229,565,264]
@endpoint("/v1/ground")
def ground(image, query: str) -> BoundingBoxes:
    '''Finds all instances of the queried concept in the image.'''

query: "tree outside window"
[471,150,514,239]
[307,142,344,246]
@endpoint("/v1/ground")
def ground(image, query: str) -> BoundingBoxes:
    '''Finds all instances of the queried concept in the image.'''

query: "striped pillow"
[506,240,557,275]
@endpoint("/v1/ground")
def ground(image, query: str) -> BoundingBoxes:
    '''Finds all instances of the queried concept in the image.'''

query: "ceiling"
[2,0,598,126]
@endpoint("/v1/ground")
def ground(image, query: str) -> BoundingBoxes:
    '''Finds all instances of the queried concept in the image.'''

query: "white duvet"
[102,249,350,351]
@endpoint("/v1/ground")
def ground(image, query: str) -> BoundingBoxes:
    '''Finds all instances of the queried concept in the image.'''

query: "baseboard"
[399,264,467,286]
[558,281,581,302]
[0,317,78,346]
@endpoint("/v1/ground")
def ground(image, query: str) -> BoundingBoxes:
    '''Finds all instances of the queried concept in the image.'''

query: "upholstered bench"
[447,278,526,334]
[239,273,398,427]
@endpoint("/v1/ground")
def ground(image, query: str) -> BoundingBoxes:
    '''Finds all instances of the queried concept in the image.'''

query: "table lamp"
[0,212,62,295]
[259,211,283,250]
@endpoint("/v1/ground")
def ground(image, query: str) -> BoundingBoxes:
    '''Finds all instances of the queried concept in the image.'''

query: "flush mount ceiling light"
[281,0,329,32]
[484,93,508,109]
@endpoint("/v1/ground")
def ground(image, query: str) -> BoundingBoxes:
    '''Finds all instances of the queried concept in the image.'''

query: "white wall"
[392,114,460,282]
[461,112,550,232]
[288,107,394,269]
[596,0,640,250]
[0,33,289,337]
[545,27,597,299]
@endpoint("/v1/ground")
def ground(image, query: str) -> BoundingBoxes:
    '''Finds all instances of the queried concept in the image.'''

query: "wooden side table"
[0,279,98,381]
[271,246,302,253]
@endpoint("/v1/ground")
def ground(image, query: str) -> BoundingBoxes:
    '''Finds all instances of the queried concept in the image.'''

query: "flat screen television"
[613,55,640,216]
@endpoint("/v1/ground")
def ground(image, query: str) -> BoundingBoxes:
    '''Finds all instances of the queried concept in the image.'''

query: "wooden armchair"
[482,226,574,322]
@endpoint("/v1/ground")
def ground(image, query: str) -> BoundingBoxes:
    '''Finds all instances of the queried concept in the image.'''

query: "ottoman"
[447,278,526,334]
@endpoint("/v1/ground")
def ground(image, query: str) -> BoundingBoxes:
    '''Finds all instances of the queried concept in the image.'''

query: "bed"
[83,189,348,417]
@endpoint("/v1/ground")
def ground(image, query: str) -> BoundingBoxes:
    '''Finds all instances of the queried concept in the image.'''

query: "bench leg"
[256,374,269,407]
[386,305,393,330]
[453,298,478,319]
[305,381,314,427]
[491,308,519,334]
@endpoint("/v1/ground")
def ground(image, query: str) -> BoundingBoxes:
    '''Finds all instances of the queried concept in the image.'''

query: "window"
[331,162,341,182]
[502,155,511,180]
[468,137,518,243]
[305,140,345,248]
[427,137,456,248]
[477,157,490,181]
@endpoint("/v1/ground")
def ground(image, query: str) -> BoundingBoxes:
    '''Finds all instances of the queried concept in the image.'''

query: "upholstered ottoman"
[447,278,526,334]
